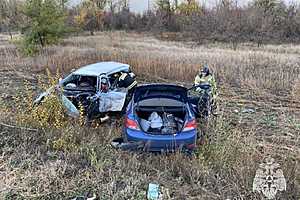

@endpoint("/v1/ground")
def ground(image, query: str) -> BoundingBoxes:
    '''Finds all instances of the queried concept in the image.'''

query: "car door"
[34,85,80,118]
[96,74,127,112]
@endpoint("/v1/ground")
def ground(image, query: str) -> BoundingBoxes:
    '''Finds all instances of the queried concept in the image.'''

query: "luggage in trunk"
[136,109,186,134]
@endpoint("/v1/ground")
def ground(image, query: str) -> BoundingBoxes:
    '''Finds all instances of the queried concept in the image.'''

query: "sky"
[69,0,299,13]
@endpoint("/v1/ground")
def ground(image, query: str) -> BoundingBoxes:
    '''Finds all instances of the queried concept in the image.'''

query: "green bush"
[20,0,68,56]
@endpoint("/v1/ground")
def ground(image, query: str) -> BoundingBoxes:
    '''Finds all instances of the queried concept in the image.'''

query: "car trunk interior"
[135,98,187,134]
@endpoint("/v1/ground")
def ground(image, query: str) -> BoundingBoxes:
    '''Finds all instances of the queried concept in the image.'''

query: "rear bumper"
[124,128,197,152]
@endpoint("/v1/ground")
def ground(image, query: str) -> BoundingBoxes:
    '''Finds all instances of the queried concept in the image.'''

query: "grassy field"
[0,32,299,199]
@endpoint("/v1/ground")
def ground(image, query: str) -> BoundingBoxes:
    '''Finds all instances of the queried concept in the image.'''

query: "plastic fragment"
[147,183,160,200]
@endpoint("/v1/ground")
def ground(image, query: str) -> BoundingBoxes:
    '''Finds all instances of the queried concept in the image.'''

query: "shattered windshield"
[62,74,97,91]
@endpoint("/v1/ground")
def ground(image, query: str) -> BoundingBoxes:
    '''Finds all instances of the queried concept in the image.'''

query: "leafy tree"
[177,0,202,15]
[156,0,175,13]
[253,0,278,14]
[92,0,107,10]
[0,1,8,32]
[21,0,68,55]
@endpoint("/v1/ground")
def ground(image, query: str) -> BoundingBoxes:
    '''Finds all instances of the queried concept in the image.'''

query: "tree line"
[1,0,300,54]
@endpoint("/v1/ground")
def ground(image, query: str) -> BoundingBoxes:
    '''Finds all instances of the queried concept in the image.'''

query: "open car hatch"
[134,84,188,103]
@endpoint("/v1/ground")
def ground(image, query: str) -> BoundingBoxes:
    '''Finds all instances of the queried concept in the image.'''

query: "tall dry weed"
[292,75,300,101]
[36,33,300,95]
[2,32,299,95]
[1,32,299,199]
[9,69,70,129]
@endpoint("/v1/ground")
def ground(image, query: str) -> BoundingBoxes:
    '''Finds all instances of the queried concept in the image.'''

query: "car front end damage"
[33,62,135,120]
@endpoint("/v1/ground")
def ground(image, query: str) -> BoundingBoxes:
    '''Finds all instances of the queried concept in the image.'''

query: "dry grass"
[0,32,299,199]
[1,32,300,93]
[292,76,300,101]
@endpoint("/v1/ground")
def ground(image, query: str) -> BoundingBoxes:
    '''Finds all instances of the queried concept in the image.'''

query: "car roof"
[73,61,130,76]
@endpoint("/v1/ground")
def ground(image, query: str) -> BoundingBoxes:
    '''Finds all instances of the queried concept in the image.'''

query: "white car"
[34,61,136,119]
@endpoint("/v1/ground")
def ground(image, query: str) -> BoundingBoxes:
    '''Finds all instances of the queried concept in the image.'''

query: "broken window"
[62,75,97,92]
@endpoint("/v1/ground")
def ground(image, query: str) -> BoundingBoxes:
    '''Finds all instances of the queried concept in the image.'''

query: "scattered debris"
[0,122,38,132]
[233,108,256,114]
[241,108,256,114]
[147,183,160,200]
[99,115,110,123]
[111,138,145,151]
[71,193,97,200]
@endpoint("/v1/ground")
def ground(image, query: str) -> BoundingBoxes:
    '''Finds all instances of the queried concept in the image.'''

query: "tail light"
[183,119,197,132]
[125,117,140,130]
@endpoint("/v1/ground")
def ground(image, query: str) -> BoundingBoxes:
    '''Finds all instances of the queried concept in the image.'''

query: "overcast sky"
[69,0,299,13]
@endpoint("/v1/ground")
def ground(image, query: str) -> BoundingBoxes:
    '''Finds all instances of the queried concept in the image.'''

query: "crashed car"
[34,61,136,119]
[123,84,198,152]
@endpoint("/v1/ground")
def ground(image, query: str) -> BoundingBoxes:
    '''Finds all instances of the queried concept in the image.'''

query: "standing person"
[194,65,218,113]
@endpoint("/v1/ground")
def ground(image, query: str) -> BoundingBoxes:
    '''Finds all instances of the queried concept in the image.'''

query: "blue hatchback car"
[123,84,197,152]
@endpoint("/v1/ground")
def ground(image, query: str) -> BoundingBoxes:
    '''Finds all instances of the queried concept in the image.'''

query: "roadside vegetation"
[0,32,299,199]
[0,0,299,199]
[1,0,300,55]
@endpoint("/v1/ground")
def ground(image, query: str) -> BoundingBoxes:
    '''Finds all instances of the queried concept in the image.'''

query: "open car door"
[98,89,127,112]
[34,86,80,118]
[60,94,80,118]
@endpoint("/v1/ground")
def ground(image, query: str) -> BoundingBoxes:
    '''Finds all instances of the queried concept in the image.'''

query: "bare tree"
[0,0,23,38]
[92,0,107,10]
[155,0,178,31]
[70,0,300,43]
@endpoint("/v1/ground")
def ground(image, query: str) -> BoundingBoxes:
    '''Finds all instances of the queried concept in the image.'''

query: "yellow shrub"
[12,69,71,129]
